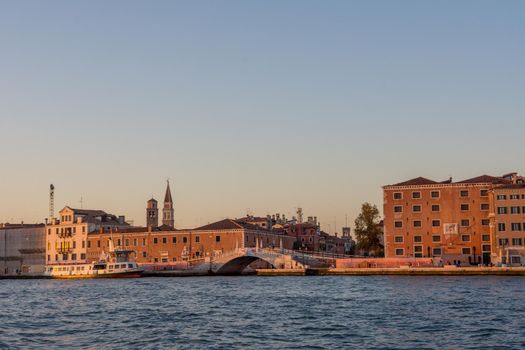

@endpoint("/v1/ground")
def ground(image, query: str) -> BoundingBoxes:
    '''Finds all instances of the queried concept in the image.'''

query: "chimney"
[118,216,125,225]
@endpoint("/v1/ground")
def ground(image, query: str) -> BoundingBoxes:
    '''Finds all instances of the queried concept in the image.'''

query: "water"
[0,276,524,349]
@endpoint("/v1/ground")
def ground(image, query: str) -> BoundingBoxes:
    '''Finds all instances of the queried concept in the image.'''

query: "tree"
[354,202,384,257]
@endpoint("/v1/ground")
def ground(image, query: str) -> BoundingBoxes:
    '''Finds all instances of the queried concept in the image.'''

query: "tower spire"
[162,179,174,228]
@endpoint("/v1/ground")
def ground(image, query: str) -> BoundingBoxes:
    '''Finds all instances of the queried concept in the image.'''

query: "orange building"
[86,219,297,264]
[383,175,513,265]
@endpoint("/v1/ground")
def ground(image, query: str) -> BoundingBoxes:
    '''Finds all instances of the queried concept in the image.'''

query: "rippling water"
[0,276,524,349]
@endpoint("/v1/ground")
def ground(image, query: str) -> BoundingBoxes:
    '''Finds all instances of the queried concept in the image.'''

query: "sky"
[0,1,524,231]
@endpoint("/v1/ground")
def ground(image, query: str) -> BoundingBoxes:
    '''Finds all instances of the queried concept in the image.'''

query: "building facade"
[85,219,296,264]
[383,175,509,264]
[490,183,525,266]
[0,223,45,275]
[45,207,130,265]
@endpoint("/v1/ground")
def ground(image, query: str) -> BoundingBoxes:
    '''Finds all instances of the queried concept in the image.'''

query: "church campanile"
[162,180,175,228]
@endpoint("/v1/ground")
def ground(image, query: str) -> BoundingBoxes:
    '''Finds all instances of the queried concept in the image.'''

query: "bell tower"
[162,180,174,228]
[146,198,158,228]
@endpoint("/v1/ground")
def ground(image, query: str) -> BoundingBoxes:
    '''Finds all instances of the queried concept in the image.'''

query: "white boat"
[45,239,143,279]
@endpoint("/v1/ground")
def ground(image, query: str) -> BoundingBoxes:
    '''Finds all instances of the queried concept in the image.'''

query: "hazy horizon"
[1,1,524,231]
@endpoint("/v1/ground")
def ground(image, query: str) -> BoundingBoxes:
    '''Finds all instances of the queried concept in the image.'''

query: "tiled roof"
[70,208,107,216]
[194,219,244,231]
[456,175,508,184]
[391,177,438,186]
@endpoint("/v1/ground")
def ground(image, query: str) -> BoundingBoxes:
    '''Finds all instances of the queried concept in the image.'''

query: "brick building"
[86,219,297,264]
[383,175,512,264]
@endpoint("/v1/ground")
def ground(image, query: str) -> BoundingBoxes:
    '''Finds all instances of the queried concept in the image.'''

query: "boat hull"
[51,270,143,279]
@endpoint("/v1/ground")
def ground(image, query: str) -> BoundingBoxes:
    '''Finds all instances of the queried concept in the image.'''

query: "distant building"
[46,207,130,265]
[0,223,45,276]
[383,173,523,265]
[85,219,296,264]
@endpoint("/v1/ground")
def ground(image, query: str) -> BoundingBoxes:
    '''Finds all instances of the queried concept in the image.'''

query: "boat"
[45,239,143,279]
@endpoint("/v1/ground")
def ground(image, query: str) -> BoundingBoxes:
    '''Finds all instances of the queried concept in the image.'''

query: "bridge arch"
[215,255,275,275]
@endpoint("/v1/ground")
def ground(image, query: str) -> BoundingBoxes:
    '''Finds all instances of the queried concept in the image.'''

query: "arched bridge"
[194,248,306,275]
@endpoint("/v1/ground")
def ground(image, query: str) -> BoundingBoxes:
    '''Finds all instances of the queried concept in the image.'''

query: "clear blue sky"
[1,1,523,231]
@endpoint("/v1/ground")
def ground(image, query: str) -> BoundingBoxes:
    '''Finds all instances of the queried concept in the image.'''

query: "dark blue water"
[0,276,524,349]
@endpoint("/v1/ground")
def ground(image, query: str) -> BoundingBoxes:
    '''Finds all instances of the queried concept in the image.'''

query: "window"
[481,219,489,226]
[414,235,422,243]
[87,241,91,248]
[153,238,158,244]
[97,240,100,248]
[162,237,167,244]
[80,253,86,260]
[482,234,490,242]
[498,207,508,214]
[47,254,50,261]
[394,221,403,228]
[461,219,470,227]
[82,226,86,233]
[431,204,440,212]
[414,245,423,257]
[412,192,421,199]
[82,240,85,248]
[413,220,422,228]
[142,252,147,258]
[393,192,403,200]
[125,239,129,246]
[215,235,221,242]
[512,238,523,246]
[117,239,121,246]
[511,223,522,231]
[72,253,77,260]
[460,204,469,211]
[497,195,507,200]
[511,206,521,214]
[395,248,404,256]
[462,247,471,255]
[460,190,469,197]
[73,241,76,249]
[461,234,471,242]
[134,239,137,246]
[195,236,200,243]
[412,205,422,212]
[394,206,403,213]
[183,237,188,243]
[432,220,440,227]
[142,238,146,246]
[480,189,488,197]
[510,194,519,200]
[432,235,441,242]
[511,256,521,264]
[394,236,404,243]
[431,191,440,198]
[482,244,491,252]
[498,223,506,232]
[480,203,489,211]
[499,238,509,246]
[172,237,177,244]
[432,248,442,256]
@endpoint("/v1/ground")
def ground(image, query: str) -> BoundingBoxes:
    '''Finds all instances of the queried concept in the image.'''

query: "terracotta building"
[383,175,512,265]
[489,179,525,266]
[86,219,297,264]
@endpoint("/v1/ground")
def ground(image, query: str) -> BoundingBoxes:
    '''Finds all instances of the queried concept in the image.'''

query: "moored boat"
[45,238,143,279]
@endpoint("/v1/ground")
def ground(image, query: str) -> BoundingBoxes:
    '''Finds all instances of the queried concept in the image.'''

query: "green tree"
[354,202,384,256]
